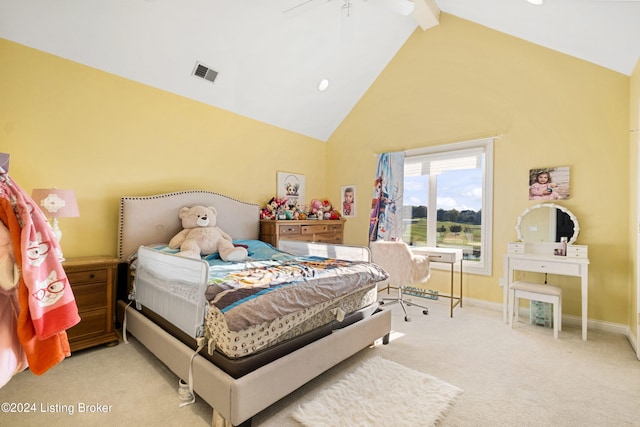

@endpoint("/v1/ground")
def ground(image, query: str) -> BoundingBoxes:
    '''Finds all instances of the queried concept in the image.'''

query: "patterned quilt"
[203,240,388,332]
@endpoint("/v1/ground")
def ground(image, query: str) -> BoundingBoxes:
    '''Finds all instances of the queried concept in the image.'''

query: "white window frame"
[404,138,494,276]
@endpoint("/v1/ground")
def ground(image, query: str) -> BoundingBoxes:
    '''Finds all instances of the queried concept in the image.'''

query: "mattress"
[133,240,387,359]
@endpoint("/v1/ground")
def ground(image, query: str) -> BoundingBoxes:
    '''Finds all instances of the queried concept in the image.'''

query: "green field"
[403,218,481,260]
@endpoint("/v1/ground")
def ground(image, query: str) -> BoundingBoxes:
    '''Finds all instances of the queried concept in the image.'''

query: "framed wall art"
[277,171,305,208]
[529,166,570,200]
[341,185,356,217]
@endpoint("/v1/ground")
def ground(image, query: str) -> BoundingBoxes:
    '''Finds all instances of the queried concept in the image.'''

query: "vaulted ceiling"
[1,0,639,141]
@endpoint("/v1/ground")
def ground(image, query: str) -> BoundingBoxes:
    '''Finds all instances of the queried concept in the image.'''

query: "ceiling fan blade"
[363,0,415,16]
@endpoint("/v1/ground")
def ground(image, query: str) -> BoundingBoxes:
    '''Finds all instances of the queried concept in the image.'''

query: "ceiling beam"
[413,0,440,31]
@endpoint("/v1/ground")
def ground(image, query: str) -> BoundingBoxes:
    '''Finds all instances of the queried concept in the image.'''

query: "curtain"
[369,152,404,242]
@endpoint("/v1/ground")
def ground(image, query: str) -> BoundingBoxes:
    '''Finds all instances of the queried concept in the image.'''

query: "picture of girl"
[341,185,356,217]
[529,170,561,200]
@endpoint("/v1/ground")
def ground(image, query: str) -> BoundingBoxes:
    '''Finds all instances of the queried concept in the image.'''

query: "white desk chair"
[509,281,562,339]
[370,241,430,322]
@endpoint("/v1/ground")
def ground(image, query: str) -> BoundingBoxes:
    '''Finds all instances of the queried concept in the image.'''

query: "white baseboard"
[463,297,629,336]
[627,330,638,359]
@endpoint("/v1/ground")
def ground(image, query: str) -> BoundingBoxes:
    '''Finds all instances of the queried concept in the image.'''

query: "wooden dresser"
[260,219,345,247]
[63,256,119,352]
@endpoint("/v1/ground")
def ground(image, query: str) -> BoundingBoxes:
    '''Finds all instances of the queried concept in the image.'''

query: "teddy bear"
[168,205,248,261]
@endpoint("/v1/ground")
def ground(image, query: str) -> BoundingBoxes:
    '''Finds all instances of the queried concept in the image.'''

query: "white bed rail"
[135,246,209,338]
[278,240,371,262]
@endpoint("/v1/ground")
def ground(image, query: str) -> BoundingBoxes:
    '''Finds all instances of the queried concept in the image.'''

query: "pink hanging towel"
[0,175,80,375]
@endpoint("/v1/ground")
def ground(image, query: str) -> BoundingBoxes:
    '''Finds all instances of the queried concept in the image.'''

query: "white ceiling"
[1,0,639,141]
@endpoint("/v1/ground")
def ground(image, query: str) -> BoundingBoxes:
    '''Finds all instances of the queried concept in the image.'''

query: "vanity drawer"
[508,242,525,254]
[567,245,588,259]
[510,258,581,276]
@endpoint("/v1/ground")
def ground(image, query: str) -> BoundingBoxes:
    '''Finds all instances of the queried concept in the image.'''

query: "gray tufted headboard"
[118,190,260,261]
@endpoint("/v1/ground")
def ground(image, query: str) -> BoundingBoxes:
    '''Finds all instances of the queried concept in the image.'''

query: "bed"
[116,190,392,427]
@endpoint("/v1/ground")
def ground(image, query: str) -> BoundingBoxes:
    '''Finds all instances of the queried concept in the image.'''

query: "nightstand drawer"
[72,282,107,310]
[63,256,119,352]
[67,309,107,341]
[66,269,108,284]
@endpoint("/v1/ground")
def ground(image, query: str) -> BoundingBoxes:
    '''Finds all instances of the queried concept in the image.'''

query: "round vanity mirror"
[515,203,579,244]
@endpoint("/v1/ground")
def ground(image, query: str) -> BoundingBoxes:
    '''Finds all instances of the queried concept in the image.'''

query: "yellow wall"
[327,14,631,323]
[0,13,634,326]
[0,38,326,259]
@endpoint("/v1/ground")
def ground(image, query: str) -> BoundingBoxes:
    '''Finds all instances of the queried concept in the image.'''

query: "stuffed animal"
[260,197,279,220]
[307,199,323,218]
[168,205,248,261]
[322,200,333,219]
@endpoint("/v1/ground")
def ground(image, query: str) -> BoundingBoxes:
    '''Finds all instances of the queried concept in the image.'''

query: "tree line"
[405,206,482,225]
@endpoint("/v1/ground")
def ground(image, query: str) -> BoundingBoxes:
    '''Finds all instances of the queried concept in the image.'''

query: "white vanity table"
[503,203,590,340]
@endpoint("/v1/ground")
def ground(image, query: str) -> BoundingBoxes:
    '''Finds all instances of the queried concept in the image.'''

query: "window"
[403,138,493,275]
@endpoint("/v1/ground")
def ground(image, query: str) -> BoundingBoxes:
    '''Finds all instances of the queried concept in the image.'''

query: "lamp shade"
[31,189,80,218]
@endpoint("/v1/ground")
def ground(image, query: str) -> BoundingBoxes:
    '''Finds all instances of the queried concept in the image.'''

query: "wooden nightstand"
[63,256,119,352]
[259,219,345,247]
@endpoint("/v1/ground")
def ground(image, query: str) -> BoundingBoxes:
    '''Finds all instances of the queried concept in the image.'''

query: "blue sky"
[403,169,482,211]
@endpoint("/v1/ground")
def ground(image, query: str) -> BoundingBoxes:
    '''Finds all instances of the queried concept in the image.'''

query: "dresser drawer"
[312,233,343,243]
[259,219,346,247]
[278,224,301,235]
[325,224,343,233]
[301,224,330,235]
[511,258,580,276]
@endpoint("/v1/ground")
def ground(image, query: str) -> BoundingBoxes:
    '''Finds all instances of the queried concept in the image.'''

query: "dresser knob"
[89,273,95,279]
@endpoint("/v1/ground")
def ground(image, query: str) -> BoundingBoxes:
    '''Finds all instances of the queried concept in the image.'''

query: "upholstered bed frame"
[116,190,392,427]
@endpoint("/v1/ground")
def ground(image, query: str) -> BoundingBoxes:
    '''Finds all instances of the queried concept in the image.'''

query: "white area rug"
[291,356,462,427]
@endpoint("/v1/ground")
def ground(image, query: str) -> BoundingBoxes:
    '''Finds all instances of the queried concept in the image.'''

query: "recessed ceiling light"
[527,0,543,5]
[318,79,330,92]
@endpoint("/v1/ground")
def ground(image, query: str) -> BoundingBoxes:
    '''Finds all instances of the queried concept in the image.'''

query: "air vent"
[193,62,218,84]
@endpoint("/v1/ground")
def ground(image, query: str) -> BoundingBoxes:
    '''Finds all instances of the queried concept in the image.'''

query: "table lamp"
[31,188,80,259]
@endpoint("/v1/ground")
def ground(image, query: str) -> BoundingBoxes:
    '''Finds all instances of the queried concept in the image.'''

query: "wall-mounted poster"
[341,185,356,217]
[277,172,305,208]
[529,166,570,200]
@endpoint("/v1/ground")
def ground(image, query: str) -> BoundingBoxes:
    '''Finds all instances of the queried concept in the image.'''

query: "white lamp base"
[51,218,64,261]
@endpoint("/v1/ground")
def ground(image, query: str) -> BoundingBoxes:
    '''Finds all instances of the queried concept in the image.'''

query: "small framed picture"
[277,172,305,208]
[529,166,570,200]
[341,185,356,217]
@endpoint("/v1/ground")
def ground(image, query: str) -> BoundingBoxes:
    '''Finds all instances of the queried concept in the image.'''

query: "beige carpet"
[1,300,639,426]
[291,356,462,427]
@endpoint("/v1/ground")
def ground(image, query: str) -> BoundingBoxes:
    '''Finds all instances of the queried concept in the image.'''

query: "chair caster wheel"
[404,316,411,322]
[423,309,429,315]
